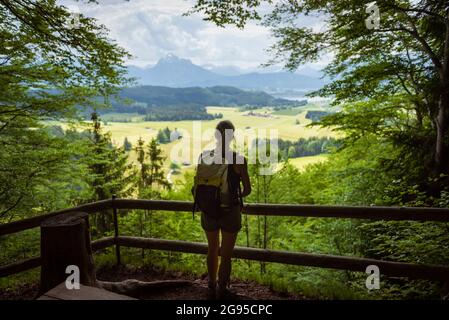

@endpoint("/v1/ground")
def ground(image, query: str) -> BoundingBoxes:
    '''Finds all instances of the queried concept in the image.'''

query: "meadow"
[47,104,337,182]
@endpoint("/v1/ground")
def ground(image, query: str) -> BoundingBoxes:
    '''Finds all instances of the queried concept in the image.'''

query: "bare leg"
[218,230,238,290]
[205,230,219,287]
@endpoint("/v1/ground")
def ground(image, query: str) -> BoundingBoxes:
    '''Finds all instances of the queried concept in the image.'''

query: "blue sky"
[59,0,331,72]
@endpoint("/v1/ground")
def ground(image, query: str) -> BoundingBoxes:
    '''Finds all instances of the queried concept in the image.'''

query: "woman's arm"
[238,160,251,197]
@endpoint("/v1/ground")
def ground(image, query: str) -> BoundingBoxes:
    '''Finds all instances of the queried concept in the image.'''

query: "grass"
[101,106,337,145]
[162,154,329,186]
[286,155,329,171]
[0,268,40,292]
[46,105,338,173]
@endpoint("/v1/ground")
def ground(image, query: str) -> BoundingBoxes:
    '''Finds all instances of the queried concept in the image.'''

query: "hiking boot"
[216,285,238,300]
[207,281,216,300]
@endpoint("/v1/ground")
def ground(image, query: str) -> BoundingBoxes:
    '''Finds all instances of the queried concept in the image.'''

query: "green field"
[48,105,337,172]
[271,107,303,116]
[104,105,336,144]
[173,154,329,185]
[286,154,329,170]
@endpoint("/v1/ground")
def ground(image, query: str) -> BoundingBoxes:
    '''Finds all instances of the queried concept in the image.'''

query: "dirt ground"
[0,264,305,300]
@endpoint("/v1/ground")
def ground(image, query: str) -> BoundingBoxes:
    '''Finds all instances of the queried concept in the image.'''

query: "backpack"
[192,150,242,219]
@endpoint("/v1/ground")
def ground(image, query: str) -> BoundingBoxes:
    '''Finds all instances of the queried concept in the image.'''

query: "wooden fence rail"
[2,199,449,237]
[0,237,114,277]
[0,200,111,236]
[116,236,449,281]
[1,198,449,281]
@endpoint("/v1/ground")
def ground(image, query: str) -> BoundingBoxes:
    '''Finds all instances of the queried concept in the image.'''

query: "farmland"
[47,104,338,175]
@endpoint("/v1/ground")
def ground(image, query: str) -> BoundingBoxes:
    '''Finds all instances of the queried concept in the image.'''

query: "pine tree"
[133,137,170,259]
[156,127,172,144]
[86,112,136,234]
[134,137,149,192]
[134,137,170,198]
[163,127,171,142]
[147,138,171,191]
[123,137,132,151]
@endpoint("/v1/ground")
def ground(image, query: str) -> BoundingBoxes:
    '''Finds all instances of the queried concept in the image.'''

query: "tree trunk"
[40,212,96,295]
[39,211,192,299]
[435,89,449,174]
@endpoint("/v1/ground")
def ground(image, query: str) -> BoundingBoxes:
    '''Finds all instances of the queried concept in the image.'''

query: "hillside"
[107,85,304,121]
[118,85,299,107]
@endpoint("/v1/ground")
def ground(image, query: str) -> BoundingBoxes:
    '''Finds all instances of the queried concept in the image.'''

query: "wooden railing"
[1,198,449,282]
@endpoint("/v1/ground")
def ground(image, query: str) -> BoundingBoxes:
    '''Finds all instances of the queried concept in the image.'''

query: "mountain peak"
[157,54,192,65]
[163,53,178,61]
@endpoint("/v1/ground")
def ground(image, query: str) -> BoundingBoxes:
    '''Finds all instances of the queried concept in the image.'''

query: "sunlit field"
[103,106,336,145]
[47,104,336,173]
[284,154,328,171]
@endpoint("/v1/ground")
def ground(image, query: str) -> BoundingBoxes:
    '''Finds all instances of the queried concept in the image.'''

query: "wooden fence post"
[112,195,121,265]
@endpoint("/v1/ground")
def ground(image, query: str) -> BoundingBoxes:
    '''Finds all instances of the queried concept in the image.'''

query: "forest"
[106,85,297,121]
[1,0,449,301]
[141,104,223,121]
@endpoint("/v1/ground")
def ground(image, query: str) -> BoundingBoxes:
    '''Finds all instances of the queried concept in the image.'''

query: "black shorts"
[201,205,242,233]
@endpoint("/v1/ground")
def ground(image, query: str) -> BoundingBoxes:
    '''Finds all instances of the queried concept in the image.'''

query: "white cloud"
[58,0,330,71]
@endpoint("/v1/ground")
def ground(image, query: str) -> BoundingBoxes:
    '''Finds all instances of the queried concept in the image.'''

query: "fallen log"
[97,279,193,298]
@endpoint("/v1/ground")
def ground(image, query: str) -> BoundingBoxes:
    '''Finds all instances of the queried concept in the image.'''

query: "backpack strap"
[231,152,244,208]
[238,180,244,209]
[192,153,203,220]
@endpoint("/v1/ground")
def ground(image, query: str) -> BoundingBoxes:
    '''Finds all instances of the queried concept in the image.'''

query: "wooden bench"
[37,282,137,300]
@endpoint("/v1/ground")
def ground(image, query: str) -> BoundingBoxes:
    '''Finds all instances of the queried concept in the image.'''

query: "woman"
[201,120,251,299]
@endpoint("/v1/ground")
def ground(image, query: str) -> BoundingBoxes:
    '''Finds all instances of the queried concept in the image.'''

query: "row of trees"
[143,107,223,121]
[156,127,182,144]
[277,137,342,159]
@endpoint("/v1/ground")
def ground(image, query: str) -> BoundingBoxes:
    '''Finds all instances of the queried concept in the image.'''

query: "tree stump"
[39,211,192,299]
[40,212,96,294]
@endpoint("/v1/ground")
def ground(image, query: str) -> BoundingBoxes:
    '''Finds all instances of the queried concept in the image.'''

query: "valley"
[50,104,338,185]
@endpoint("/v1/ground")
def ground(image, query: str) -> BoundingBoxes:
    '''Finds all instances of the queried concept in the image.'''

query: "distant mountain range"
[127,54,328,91]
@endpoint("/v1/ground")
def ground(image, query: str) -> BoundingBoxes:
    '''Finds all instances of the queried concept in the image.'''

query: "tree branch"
[385,3,446,22]
[401,15,444,75]
[442,9,449,80]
